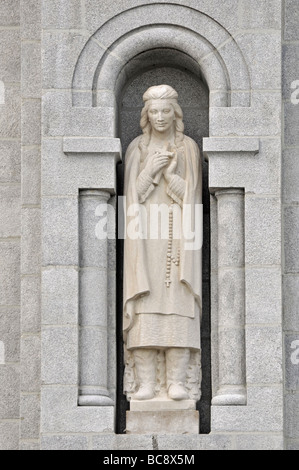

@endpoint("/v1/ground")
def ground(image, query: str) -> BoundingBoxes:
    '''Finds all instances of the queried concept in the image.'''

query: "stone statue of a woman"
[123,85,202,403]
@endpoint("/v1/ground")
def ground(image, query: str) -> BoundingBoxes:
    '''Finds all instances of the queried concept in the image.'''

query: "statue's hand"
[145,151,173,179]
[163,151,178,183]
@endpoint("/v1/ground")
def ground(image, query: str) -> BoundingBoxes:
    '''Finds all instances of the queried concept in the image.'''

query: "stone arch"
[72,3,251,108]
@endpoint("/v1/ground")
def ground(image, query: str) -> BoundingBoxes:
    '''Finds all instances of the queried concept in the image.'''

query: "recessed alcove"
[115,51,211,434]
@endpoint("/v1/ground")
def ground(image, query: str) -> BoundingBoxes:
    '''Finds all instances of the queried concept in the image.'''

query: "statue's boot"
[133,349,156,400]
[166,348,190,400]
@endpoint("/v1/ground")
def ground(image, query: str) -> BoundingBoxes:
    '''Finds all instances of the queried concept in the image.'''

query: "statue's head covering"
[143,84,178,103]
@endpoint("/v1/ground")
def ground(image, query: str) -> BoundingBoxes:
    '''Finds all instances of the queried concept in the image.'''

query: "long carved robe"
[123,135,202,351]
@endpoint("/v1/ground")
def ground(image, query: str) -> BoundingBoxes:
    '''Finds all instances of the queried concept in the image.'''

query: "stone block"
[21,275,40,333]
[282,44,299,100]
[0,30,20,82]
[20,394,40,440]
[208,138,281,196]
[0,0,20,26]
[42,31,88,89]
[126,410,199,434]
[246,327,282,385]
[41,435,88,450]
[42,91,115,137]
[21,42,41,99]
[245,196,281,266]
[284,206,299,273]
[247,385,283,407]
[0,365,20,419]
[0,185,21,238]
[21,100,41,146]
[41,385,114,433]
[211,405,283,433]
[203,138,259,154]
[21,208,41,275]
[283,275,299,331]
[235,33,281,90]
[285,393,299,439]
[42,143,116,196]
[283,148,299,204]
[210,92,281,137]
[0,141,21,183]
[21,147,41,205]
[235,434,283,451]
[42,0,83,29]
[21,335,40,393]
[246,267,282,324]
[157,434,232,451]
[286,440,299,450]
[42,139,117,196]
[0,307,20,362]
[42,327,78,385]
[0,422,19,450]
[284,101,299,147]
[0,241,20,306]
[88,1,238,45]
[63,137,122,155]
[284,0,299,41]
[240,0,281,29]
[92,434,154,451]
[130,398,196,412]
[21,0,41,41]
[42,197,78,266]
[85,0,239,35]
[19,442,40,450]
[0,84,21,139]
[285,334,299,391]
[42,267,78,325]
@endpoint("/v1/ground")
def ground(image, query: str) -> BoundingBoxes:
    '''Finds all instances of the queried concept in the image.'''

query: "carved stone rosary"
[165,201,180,288]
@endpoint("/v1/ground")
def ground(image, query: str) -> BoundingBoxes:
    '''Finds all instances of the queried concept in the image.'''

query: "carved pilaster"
[212,189,246,406]
[78,189,114,406]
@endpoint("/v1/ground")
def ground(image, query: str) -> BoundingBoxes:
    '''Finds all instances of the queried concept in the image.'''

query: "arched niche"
[115,53,211,434]
[72,4,251,110]
[66,2,253,435]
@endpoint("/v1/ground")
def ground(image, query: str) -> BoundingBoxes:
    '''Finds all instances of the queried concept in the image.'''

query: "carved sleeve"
[136,169,155,203]
[166,175,186,206]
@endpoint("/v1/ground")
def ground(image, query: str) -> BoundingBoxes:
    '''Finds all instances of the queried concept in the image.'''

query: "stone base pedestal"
[130,397,196,412]
[126,410,199,435]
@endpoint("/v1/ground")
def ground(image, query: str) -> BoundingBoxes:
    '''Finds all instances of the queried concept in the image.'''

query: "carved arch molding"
[72,3,251,110]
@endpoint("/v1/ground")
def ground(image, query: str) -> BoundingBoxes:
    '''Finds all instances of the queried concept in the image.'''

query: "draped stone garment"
[123,135,202,351]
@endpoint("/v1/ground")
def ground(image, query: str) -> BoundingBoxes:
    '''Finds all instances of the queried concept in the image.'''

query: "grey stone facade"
[0,0,297,450]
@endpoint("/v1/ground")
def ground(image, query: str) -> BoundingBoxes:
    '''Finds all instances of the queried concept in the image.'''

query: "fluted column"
[212,189,246,406]
[78,189,113,406]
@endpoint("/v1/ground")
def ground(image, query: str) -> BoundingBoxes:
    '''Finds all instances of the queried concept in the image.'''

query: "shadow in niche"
[115,63,211,434]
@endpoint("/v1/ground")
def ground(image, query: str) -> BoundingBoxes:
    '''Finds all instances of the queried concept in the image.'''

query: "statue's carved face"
[148,99,175,134]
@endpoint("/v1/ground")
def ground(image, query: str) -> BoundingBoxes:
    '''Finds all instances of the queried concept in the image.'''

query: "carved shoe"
[133,383,155,401]
[168,383,189,400]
